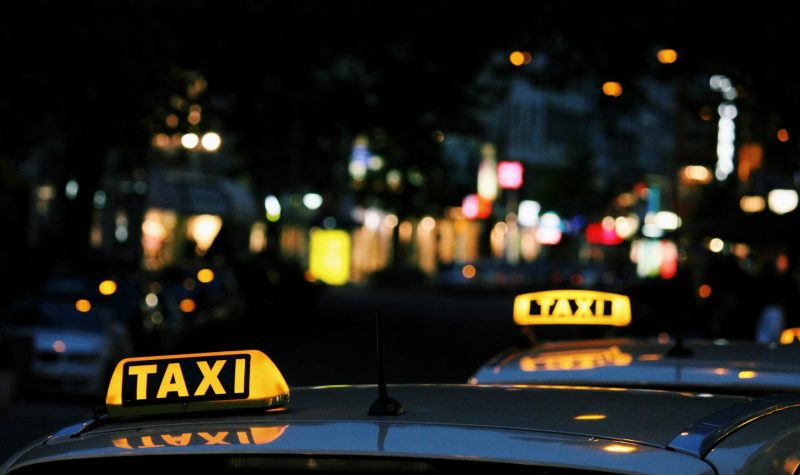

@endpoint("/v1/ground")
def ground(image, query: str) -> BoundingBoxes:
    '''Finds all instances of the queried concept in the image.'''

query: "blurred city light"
[586,222,622,245]
[614,215,639,239]
[302,193,323,210]
[536,212,562,245]
[497,161,524,189]
[75,299,91,313]
[631,240,676,279]
[699,284,712,298]
[602,82,623,97]
[509,51,525,66]
[518,200,541,227]
[680,165,713,184]
[309,229,350,285]
[778,128,790,142]
[166,114,179,128]
[398,221,413,243]
[737,144,763,182]
[386,169,402,190]
[656,48,678,64]
[462,264,477,279]
[462,194,491,220]
[709,238,724,253]
[738,371,756,380]
[367,155,384,171]
[201,132,221,151]
[98,280,117,296]
[93,190,107,209]
[65,180,79,200]
[364,209,381,231]
[477,144,498,201]
[52,340,66,353]
[420,216,436,232]
[740,195,766,213]
[197,268,215,283]
[181,132,199,149]
[145,293,158,308]
[187,214,223,255]
[642,213,663,238]
[180,298,196,313]
[767,189,798,214]
[249,222,267,253]
[711,75,737,181]
[264,195,281,222]
[654,211,681,230]
[384,214,399,228]
[433,130,445,143]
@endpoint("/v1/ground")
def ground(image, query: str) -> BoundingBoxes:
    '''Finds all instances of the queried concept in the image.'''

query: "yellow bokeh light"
[180,298,197,313]
[738,370,757,379]
[657,49,678,64]
[602,82,623,97]
[197,268,215,283]
[99,280,117,296]
[75,299,92,313]
[509,51,525,67]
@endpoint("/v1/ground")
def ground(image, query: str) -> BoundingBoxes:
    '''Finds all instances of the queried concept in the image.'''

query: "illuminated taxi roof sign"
[106,350,289,418]
[514,290,631,327]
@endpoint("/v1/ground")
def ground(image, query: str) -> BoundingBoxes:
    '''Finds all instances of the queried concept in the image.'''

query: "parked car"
[0,296,133,398]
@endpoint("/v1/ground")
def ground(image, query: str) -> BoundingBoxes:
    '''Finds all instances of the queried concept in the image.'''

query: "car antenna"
[368,309,404,416]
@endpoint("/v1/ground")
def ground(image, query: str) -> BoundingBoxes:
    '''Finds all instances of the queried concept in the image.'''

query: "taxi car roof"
[470,337,800,393]
[72,385,744,447]
[3,384,757,475]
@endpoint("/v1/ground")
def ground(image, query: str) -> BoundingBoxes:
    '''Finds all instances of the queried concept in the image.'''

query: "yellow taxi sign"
[106,350,289,418]
[514,290,631,327]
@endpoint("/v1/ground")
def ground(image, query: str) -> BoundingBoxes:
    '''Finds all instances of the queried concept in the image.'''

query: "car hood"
[470,338,800,392]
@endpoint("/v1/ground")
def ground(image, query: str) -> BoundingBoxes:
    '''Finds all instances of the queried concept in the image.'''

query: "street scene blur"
[1,1,799,462]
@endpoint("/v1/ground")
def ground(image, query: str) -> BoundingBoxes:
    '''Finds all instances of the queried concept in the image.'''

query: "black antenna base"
[369,396,405,416]
[369,310,404,416]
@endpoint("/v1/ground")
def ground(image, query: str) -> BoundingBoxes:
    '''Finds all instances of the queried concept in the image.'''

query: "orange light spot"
[509,51,525,66]
[462,264,477,279]
[602,82,623,97]
[698,284,712,299]
[778,129,790,142]
[656,49,678,64]
[179,298,196,313]
[52,340,66,353]
[197,268,215,283]
[75,299,91,313]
